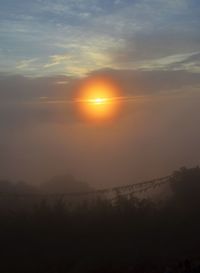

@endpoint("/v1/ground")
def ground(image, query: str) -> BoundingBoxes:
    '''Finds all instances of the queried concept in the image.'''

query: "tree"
[40,174,91,194]
[170,166,200,209]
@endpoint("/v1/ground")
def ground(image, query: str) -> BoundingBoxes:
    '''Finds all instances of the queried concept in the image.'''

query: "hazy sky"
[0,0,200,187]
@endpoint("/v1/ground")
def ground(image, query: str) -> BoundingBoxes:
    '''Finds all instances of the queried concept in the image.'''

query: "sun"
[89,97,108,105]
[75,76,121,121]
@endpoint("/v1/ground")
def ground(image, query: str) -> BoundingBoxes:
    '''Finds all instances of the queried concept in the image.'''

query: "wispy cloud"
[0,0,199,77]
[135,52,200,71]
[44,54,71,68]
[16,58,38,69]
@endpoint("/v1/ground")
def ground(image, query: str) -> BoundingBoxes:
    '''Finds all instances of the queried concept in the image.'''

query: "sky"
[0,0,200,188]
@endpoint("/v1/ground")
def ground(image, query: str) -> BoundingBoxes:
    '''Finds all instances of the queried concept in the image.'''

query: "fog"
[0,69,200,188]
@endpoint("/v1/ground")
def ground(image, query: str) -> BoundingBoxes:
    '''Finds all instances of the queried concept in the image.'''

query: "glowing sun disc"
[75,76,121,121]
[89,97,108,104]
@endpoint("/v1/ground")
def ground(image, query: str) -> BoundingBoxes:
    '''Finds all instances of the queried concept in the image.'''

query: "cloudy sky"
[0,0,200,76]
[0,0,200,187]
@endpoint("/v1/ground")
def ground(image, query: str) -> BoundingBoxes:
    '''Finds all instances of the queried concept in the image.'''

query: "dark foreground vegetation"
[0,167,200,273]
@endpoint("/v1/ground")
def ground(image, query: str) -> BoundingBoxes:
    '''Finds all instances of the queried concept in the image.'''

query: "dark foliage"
[0,167,200,273]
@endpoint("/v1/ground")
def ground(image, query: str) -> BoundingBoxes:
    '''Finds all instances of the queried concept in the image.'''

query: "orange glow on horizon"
[75,76,121,122]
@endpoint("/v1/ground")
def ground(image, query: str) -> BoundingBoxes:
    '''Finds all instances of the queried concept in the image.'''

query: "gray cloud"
[109,28,200,72]
[1,68,200,104]
[0,73,72,102]
[0,69,200,187]
[89,68,200,95]
[0,69,200,129]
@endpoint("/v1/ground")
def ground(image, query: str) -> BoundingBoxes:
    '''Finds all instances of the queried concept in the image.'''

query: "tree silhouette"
[170,166,200,210]
[40,174,91,194]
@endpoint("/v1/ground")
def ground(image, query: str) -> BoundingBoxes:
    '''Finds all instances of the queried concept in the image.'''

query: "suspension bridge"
[0,175,172,203]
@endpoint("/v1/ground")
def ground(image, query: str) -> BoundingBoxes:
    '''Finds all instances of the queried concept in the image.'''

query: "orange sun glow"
[75,76,121,121]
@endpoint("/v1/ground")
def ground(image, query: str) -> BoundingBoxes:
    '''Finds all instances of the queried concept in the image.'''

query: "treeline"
[0,167,200,273]
[0,173,91,195]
